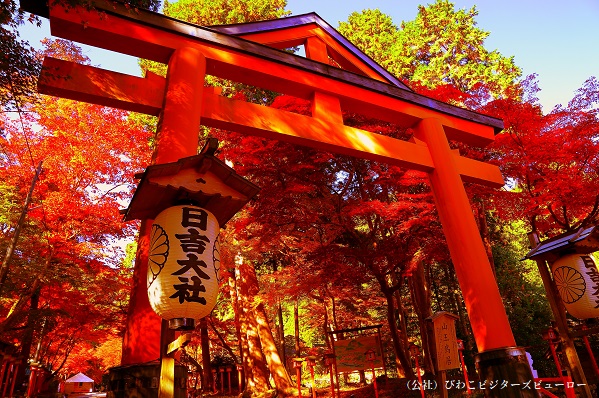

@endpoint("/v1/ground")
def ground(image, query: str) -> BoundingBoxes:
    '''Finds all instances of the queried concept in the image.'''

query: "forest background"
[1,0,599,394]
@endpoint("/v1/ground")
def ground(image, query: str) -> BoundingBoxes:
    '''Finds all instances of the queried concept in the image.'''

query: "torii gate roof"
[23,0,500,125]
[24,0,505,187]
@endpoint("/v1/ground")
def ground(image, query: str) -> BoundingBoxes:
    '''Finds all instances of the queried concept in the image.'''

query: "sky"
[19,0,599,113]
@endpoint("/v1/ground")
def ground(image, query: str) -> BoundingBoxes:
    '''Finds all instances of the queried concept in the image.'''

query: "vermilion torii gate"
[26,0,537,394]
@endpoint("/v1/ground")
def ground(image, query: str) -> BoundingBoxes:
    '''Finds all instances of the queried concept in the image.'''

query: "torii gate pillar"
[122,47,206,365]
[414,119,514,350]
[415,120,538,397]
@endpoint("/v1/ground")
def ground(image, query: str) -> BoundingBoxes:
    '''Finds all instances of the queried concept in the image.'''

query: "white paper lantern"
[551,253,599,319]
[147,205,221,329]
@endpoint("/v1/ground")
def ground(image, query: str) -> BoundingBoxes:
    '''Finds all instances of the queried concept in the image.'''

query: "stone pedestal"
[106,361,187,398]
[475,347,540,398]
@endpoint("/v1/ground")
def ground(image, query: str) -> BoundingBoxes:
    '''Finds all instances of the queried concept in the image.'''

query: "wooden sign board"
[333,336,384,372]
[428,312,460,371]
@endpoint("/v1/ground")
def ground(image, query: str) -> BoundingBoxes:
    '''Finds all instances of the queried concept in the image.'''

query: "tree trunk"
[358,370,366,385]
[208,317,238,362]
[228,276,243,361]
[329,296,338,354]
[277,300,286,366]
[30,289,43,362]
[0,161,42,294]
[383,289,415,379]
[242,259,293,394]
[199,318,212,393]
[236,260,270,395]
[255,302,295,394]
[446,263,474,350]
[246,316,269,394]
[235,276,253,391]
[0,249,53,334]
[14,287,40,393]
[20,288,39,360]
[476,199,496,276]
[229,274,249,393]
[409,263,434,374]
[331,296,338,331]
[394,286,410,350]
[322,297,331,348]
[392,272,411,369]
[429,262,442,305]
[294,299,301,357]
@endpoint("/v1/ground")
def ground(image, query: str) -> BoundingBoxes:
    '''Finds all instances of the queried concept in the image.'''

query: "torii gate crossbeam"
[26,0,538,395]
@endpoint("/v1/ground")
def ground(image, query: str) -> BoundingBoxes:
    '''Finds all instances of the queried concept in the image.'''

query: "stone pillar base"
[475,347,540,398]
[106,361,188,398]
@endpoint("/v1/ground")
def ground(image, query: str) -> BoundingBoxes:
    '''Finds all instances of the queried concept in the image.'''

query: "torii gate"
[25,0,537,394]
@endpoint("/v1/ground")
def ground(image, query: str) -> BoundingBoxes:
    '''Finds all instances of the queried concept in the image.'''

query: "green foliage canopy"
[337,9,399,73]
[338,1,521,100]
[163,0,289,25]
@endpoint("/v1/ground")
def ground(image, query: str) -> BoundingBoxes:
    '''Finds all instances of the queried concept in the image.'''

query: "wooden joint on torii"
[32,0,517,356]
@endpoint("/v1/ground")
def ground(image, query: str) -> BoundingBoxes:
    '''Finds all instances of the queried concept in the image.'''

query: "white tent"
[64,373,94,395]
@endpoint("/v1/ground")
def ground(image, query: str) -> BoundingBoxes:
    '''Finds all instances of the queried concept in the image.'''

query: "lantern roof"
[524,225,599,262]
[122,140,260,226]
